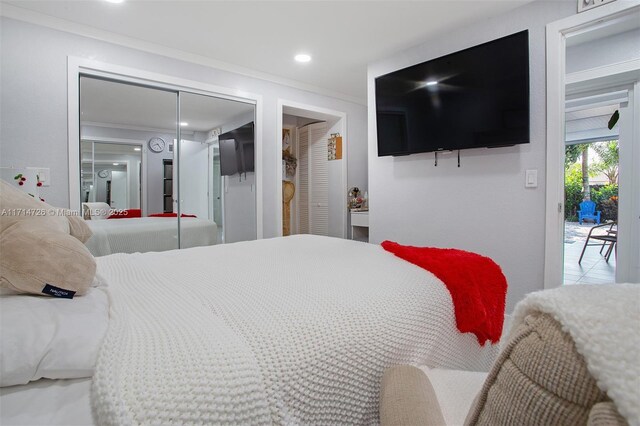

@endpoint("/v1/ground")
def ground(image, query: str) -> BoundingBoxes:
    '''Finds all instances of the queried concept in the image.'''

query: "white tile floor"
[563,222,616,285]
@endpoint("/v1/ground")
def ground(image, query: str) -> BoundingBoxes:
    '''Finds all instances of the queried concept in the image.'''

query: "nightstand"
[350,211,369,242]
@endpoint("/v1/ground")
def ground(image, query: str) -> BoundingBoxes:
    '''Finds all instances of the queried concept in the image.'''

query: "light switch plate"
[525,169,538,188]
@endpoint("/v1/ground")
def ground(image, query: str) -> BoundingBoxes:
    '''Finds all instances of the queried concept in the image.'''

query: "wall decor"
[328,133,342,160]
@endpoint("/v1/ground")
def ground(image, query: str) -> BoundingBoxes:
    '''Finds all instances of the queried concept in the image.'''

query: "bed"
[85,216,218,256]
[0,235,501,425]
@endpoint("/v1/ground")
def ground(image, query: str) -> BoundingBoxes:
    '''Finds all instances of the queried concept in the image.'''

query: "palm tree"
[566,143,590,200]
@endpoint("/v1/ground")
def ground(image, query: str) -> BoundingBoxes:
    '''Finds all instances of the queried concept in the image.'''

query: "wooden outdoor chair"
[578,221,617,264]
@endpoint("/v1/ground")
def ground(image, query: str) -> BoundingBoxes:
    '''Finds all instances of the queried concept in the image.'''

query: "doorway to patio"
[545,3,640,289]
[558,6,639,286]
[562,87,632,285]
[562,141,618,284]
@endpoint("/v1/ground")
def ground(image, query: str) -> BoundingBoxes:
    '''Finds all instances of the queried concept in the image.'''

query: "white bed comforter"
[85,217,217,256]
[92,235,499,425]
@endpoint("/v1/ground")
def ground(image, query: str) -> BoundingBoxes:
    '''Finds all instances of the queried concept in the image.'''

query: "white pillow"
[82,202,111,220]
[0,287,109,387]
[419,367,488,426]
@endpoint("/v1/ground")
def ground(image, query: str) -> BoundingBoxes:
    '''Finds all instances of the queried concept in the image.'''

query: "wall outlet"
[578,0,616,13]
[35,168,50,187]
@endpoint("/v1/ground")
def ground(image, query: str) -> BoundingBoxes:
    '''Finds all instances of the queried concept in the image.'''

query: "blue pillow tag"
[42,284,76,299]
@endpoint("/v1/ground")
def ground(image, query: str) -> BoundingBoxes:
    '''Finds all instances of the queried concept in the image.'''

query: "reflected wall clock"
[148,137,166,153]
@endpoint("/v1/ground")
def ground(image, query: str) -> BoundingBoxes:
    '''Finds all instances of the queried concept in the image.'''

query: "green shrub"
[564,163,583,221]
[599,198,618,222]
[591,184,618,207]
[564,165,619,222]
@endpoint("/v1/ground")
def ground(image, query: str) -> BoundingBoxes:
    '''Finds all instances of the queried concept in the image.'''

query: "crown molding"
[0,3,367,106]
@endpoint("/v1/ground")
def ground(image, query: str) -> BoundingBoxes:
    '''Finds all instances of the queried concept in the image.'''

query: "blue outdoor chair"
[577,200,601,225]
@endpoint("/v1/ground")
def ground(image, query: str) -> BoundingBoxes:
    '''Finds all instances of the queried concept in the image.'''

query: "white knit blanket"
[512,283,640,426]
[85,217,218,256]
[92,235,498,425]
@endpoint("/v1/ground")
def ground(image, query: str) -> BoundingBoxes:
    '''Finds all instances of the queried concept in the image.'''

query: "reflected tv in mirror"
[219,122,254,176]
[375,30,529,156]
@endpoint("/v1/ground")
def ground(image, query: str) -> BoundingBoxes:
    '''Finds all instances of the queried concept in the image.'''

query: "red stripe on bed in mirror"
[107,209,142,219]
[381,241,507,345]
[148,213,197,218]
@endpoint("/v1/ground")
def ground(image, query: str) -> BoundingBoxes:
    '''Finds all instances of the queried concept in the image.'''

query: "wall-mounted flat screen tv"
[375,30,529,156]
[219,122,254,176]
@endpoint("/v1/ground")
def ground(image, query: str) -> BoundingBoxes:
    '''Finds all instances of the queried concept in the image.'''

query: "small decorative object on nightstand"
[348,187,369,241]
[348,187,365,210]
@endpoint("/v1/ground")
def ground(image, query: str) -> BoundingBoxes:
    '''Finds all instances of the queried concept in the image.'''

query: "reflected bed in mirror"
[79,140,217,256]
[84,215,217,256]
[79,77,217,255]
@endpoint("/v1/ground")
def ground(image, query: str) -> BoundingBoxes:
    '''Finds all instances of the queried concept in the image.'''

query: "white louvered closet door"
[309,123,328,236]
[297,128,310,234]
[296,122,328,236]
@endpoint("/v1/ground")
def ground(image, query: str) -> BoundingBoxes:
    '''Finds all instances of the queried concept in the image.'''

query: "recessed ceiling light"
[425,80,438,86]
[134,147,141,151]
[180,122,189,126]
[104,0,125,4]
[113,163,119,166]
[294,54,311,63]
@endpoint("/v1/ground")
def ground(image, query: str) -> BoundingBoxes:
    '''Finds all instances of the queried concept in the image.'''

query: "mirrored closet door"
[178,92,256,245]
[79,76,257,256]
[80,77,179,256]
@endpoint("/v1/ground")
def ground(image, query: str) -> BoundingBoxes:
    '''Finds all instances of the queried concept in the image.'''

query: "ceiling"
[2,0,532,102]
[80,76,255,132]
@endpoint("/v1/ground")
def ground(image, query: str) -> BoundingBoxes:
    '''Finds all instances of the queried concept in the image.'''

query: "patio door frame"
[544,1,640,289]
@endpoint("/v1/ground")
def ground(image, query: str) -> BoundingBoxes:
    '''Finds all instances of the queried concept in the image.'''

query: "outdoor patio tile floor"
[563,222,616,285]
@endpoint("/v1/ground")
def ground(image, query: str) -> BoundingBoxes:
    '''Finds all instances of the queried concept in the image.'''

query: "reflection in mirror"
[178,92,256,244]
[81,141,142,210]
[80,76,179,255]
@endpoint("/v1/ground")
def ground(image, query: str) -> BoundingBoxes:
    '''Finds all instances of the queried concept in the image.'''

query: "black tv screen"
[219,122,254,176]
[375,30,529,156]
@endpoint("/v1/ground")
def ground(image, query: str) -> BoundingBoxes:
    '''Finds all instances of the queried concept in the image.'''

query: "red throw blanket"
[381,241,507,345]
[148,213,197,218]
[108,209,142,219]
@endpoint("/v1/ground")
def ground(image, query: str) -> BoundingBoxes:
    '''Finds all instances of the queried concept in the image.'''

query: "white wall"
[566,28,640,74]
[367,1,576,312]
[0,17,368,239]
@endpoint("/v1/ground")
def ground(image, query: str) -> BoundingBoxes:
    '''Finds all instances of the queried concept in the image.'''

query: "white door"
[309,123,329,236]
[297,127,310,234]
[211,148,223,227]
[296,123,328,236]
[110,170,128,209]
[178,139,209,219]
[616,83,640,283]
